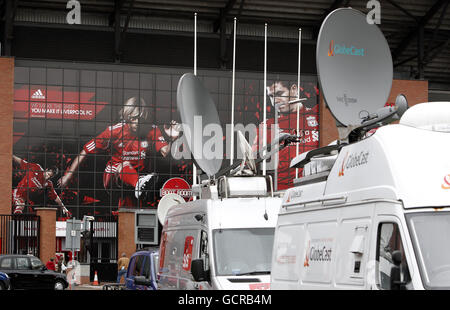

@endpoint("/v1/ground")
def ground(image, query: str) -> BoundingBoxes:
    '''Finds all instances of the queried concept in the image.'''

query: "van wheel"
[0,282,5,290]
[54,280,65,290]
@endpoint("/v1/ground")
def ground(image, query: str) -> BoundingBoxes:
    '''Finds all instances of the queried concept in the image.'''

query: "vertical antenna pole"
[296,28,302,179]
[262,23,267,176]
[194,13,197,76]
[230,17,237,165]
[193,13,198,193]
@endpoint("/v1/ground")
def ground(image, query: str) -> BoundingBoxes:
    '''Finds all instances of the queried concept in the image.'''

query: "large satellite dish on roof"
[317,8,393,128]
[177,73,223,177]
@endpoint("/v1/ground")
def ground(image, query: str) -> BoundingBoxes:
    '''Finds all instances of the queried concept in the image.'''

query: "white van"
[157,176,281,290]
[271,102,450,290]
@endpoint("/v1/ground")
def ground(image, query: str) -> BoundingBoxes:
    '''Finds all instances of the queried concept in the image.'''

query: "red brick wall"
[0,58,14,215]
[118,209,136,261]
[319,79,429,147]
[36,208,57,263]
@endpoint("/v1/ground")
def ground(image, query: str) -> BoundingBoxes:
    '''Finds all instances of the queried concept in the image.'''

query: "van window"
[200,231,209,272]
[133,255,145,276]
[376,223,410,290]
[127,257,136,277]
[406,212,450,289]
[143,256,150,278]
[213,228,274,276]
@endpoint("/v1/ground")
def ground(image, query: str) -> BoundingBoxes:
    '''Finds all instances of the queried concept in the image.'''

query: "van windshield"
[406,212,450,289]
[213,228,274,276]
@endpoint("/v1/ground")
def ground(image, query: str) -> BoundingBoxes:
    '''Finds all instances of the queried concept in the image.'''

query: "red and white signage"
[160,177,192,201]
[182,236,194,271]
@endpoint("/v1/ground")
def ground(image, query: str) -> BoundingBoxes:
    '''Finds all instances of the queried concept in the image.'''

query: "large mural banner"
[12,65,319,219]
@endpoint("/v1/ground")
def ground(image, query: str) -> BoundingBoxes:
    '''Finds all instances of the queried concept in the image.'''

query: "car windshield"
[213,228,274,276]
[406,212,450,289]
[30,257,43,270]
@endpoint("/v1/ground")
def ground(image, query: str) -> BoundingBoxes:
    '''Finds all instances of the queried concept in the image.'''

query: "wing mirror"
[191,259,209,282]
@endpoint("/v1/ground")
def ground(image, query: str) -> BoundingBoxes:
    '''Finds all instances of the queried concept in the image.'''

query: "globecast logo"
[442,174,450,189]
[338,151,370,177]
[328,40,365,57]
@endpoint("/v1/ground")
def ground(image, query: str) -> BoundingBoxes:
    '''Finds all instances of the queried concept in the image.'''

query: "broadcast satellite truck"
[271,8,450,290]
[157,73,287,290]
[157,180,280,290]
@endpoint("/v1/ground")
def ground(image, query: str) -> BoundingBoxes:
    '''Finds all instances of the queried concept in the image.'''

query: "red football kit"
[13,159,58,210]
[82,122,168,207]
[256,105,319,190]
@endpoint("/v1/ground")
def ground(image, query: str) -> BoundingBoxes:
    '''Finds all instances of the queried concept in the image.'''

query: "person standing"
[117,253,129,284]
[46,258,56,271]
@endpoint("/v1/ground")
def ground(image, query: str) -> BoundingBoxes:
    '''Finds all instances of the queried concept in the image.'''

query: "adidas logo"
[31,89,45,99]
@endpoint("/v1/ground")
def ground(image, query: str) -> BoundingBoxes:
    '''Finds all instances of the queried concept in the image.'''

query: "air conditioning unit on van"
[135,210,159,246]
[217,176,272,198]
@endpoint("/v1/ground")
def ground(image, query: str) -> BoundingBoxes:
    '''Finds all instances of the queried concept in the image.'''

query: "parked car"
[125,248,159,290]
[0,255,68,290]
[0,272,10,290]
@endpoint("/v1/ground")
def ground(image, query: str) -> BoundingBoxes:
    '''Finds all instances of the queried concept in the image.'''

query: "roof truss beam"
[392,0,449,61]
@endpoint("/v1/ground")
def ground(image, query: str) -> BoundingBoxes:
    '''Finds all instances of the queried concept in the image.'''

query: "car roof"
[0,254,37,259]
[131,250,158,257]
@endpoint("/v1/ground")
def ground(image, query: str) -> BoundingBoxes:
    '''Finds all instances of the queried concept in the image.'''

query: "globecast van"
[271,102,450,290]
[157,176,281,290]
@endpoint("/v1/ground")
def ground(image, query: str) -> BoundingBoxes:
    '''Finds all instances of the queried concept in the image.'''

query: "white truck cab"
[158,176,281,290]
[271,102,450,290]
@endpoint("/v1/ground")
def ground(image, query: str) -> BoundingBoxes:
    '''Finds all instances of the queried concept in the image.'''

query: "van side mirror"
[390,250,408,290]
[134,276,152,287]
[392,250,402,266]
[191,259,209,282]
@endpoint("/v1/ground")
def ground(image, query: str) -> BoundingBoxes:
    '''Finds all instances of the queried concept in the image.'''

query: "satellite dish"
[177,73,223,177]
[157,193,185,224]
[317,8,393,128]
[395,94,409,118]
[235,130,257,175]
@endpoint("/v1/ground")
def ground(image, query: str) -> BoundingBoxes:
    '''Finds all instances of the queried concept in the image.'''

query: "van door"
[372,217,412,290]
[193,230,212,290]
[334,216,371,289]
[160,229,199,289]
[125,256,137,289]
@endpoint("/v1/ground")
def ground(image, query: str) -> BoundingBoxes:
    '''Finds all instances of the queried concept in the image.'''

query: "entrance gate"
[88,216,118,283]
[0,214,40,257]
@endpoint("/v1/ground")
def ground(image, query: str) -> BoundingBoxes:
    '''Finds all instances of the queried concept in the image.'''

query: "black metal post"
[417,25,425,79]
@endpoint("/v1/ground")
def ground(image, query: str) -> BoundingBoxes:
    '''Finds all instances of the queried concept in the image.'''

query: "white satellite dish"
[316,8,393,128]
[234,130,257,175]
[177,73,223,177]
[157,193,185,224]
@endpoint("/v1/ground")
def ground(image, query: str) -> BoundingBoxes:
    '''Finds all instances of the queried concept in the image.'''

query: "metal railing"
[0,214,40,257]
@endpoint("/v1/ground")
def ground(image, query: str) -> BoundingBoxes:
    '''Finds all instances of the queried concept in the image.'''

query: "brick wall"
[118,209,136,261]
[36,208,57,263]
[0,58,14,215]
[319,79,429,147]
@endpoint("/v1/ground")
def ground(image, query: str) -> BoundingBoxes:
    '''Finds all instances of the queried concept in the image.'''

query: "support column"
[0,57,14,215]
[35,208,57,264]
[417,25,425,80]
[118,208,136,260]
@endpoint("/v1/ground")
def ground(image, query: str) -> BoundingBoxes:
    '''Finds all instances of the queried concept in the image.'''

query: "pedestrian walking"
[117,253,129,284]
